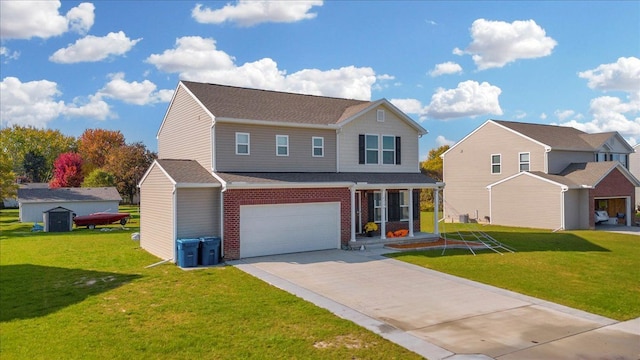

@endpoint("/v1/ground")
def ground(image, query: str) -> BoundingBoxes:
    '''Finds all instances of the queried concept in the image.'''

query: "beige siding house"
[140,81,443,263]
[443,120,639,230]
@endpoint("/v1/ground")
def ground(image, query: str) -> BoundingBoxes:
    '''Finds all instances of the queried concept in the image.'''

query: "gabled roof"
[489,162,640,190]
[169,81,427,134]
[492,120,633,152]
[18,187,122,203]
[140,159,220,188]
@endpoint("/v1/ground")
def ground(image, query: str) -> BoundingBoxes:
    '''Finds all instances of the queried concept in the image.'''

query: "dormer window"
[377,109,385,122]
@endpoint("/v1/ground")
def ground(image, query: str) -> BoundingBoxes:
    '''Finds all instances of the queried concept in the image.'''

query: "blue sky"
[1,1,639,159]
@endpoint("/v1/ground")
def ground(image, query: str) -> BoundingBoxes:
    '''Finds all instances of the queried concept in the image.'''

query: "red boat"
[73,212,130,229]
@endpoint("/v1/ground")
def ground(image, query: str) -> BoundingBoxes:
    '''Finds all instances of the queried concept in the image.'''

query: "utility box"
[176,239,200,268]
[199,237,221,266]
[459,214,469,223]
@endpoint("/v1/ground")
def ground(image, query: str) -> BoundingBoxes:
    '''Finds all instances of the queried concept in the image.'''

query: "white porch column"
[350,186,356,242]
[434,187,440,235]
[380,188,387,239]
[408,188,414,237]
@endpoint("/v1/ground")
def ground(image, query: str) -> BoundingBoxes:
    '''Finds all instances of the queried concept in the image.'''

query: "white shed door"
[240,202,340,258]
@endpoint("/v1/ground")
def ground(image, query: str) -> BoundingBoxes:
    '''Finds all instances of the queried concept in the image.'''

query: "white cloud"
[554,109,576,121]
[0,77,111,128]
[578,56,640,92]
[390,98,424,115]
[424,80,503,119]
[192,1,323,27]
[435,135,455,147]
[540,112,547,120]
[147,36,376,100]
[429,61,462,77]
[50,31,142,63]
[456,19,557,70]
[0,47,20,62]
[0,1,94,39]
[98,73,173,105]
[513,110,527,119]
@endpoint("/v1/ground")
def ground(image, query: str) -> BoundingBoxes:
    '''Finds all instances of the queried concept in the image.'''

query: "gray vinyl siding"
[564,189,590,230]
[339,105,420,173]
[443,122,547,222]
[158,86,212,171]
[490,175,562,229]
[547,150,594,174]
[176,188,220,238]
[140,165,175,261]
[215,123,336,172]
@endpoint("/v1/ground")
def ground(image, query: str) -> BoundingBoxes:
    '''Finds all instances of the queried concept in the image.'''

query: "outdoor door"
[49,212,69,232]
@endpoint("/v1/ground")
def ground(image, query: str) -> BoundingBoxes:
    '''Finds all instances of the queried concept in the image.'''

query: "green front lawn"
[387,213,640,321]
[0,208,420,360]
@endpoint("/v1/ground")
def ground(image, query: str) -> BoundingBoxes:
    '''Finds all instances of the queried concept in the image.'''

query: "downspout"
[219,185,226,258]
[336,128,341,173]
[172,186,177,262]
[544,147,551,173]
[487,186,492,225]
[211,118,216,172]
[555,186,568,232]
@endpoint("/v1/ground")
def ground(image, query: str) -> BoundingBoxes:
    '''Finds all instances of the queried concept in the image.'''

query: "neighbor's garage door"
[240,202,340,258]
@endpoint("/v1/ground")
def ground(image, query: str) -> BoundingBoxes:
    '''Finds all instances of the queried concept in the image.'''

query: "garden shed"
[43,206,74,232]
[18,187,122,223]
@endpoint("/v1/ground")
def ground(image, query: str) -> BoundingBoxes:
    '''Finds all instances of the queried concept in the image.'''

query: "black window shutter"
[367,193,374,222]
[388,192,400,221]
[413,190,420,220]
[359,134,365,164]
[395,136,401,165]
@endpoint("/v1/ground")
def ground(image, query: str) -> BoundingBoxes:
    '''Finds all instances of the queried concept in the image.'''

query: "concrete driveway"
[231,249,640,359]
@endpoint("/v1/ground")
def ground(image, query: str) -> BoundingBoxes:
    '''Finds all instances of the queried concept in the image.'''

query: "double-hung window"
[365,135,379,164]
[236,132,250,155]
[373,191,383,222]
[519,152,530,171]
[312,137,324,157]
[382,135,396,165]
[276,135,289,156]
[399,191,410,221]
[491,154,501,174]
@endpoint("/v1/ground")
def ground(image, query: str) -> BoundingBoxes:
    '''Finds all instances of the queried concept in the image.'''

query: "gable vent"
[377,109,385,122]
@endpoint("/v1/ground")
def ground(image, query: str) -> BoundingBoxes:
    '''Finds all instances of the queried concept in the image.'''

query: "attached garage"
[239,202,341,258]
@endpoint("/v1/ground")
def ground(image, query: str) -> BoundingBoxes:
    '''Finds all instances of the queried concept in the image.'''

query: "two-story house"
[442,120,639,230]
[139,81,443,261]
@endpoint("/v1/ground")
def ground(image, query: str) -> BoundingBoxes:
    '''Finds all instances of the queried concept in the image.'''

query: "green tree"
[420,145,449,211]
[82,169,116,188]
[104,142,156,204]
[23,151,47,182]
[0,125,77,181]
[0,150,18,201]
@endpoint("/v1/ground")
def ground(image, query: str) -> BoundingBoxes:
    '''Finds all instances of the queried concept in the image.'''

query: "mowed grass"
[0,208,421,360]
[387,212,640,321]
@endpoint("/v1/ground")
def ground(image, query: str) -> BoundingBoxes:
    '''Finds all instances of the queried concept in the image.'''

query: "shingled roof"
[18,187,122,203]
[492,120,597,150]
[529,161,640,188]
[153,159,220,186]
[181,81,371,126]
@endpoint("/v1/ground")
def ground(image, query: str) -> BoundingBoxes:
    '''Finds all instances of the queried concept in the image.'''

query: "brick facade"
[588,168,636,228]
[222,187,351,259]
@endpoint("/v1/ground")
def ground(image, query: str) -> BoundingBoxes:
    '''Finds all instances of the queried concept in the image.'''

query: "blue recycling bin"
[176,238,200,268]
[199,237,221,266]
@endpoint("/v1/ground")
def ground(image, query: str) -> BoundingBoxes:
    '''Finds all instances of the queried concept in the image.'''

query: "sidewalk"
[231,248,640,359]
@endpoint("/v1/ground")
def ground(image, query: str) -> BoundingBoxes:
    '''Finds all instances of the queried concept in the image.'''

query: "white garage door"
[240,202,340,258]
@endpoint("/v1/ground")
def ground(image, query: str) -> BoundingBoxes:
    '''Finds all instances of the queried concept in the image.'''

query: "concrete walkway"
[230,248,640,359]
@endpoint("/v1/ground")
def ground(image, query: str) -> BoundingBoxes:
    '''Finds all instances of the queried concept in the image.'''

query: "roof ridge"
[180,80,372,103]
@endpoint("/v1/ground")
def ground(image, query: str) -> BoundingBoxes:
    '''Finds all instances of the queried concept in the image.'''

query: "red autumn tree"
[50,152,84,188]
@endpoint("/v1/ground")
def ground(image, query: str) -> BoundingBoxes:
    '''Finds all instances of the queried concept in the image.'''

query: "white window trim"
[519,152,530,172]
[377,109,385,122]
[382,134,396,165]
[365,134,379,164]
[236,132,250,155]
[312,136,324,157]
[373,191,383,223]
[399,190,410,221]
[491,154,501,174]
[276,135,289,157]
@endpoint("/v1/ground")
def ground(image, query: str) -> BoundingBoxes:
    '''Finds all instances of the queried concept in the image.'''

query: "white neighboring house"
[18,187,122,223]
[629,144,640,211]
